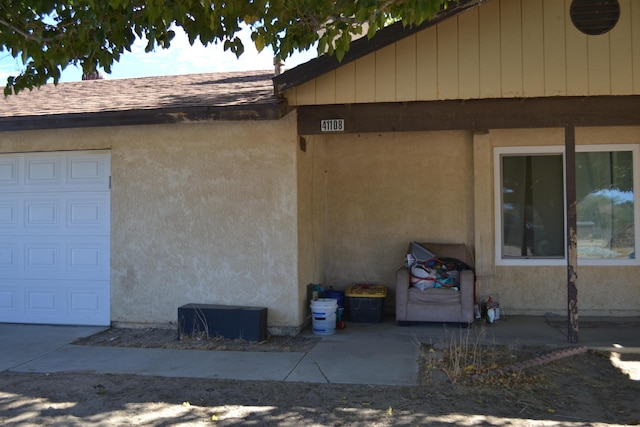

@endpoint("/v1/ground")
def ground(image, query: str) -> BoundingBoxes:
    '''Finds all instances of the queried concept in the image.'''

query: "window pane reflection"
[501,155,565,258]
[576,151,635,259]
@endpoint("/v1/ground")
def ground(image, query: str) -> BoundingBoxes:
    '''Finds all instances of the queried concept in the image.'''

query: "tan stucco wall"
[296,136,327,322]
[0,114,304,332]
[0,128,113,152]
[475,126,640,316]
[3,118,637,327]
[307,130,475,310]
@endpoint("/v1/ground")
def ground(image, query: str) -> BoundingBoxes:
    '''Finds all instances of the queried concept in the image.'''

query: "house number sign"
[321,119,345,132]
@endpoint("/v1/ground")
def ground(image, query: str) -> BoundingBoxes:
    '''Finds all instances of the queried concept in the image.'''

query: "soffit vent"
[570,0,620,35]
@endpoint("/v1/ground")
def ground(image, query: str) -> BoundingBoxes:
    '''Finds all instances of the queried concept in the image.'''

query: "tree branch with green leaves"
[1,0,453,96]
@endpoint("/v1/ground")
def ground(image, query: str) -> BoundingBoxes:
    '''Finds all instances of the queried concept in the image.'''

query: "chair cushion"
[408,287,461,304]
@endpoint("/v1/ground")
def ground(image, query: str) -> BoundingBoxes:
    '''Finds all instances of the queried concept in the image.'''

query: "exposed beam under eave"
[296,96,640,134]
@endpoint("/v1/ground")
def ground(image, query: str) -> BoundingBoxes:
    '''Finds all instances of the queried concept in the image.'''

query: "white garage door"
[0,151,110,326]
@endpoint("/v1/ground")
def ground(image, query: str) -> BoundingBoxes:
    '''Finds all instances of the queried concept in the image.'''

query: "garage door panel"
[0,243,19,272]
[24,240,64,277]
[0,200,18,227]
[25,156,63,187]
[0,279,108,325]
[0,157,20,186]
[25,198,62,227]
[67,240,110,279]
[0,286,20,312]
[2,237,108,280]
[0,153,110,192]
[0,151,110,326]
[0,193,109,233]
[69,284,110,316]
[67,197,110,230]
[21,284,64,324]
[68,155,110,188]
[27,287,60,311]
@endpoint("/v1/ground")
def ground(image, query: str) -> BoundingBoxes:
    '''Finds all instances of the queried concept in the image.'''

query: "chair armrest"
[395,267,410,320]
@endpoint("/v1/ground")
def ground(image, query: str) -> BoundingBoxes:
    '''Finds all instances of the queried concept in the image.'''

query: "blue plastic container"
[324,289,345,309]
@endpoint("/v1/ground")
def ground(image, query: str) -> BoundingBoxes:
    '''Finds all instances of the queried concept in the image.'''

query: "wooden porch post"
[565,125,579,343]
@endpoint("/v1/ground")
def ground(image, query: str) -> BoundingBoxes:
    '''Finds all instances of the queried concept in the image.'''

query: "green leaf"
[254,34,265,53]
[1,0,451,94]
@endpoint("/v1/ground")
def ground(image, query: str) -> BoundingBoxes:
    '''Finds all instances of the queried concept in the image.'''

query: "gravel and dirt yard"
[1,326,639,426]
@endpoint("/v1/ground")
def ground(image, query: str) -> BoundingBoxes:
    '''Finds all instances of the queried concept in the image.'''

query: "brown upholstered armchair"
[396,243,475,325]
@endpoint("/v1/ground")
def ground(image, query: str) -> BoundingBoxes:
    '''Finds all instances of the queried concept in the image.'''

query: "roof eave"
[273,0,485,94]
[0,101,289,132]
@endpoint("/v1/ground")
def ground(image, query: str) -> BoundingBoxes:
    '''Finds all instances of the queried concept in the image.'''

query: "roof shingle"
[0,70,285,131]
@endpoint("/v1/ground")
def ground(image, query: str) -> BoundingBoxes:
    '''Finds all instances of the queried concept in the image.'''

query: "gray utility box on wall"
[178,304,267,342]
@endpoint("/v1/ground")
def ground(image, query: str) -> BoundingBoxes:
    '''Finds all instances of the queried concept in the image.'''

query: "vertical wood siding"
[287,0,640,105]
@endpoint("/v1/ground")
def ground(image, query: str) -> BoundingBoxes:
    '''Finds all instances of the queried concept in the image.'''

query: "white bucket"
[311,298,338,335]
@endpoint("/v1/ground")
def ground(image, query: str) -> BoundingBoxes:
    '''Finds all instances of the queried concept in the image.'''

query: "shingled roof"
[0,70,287,131]
[1,1,485,132]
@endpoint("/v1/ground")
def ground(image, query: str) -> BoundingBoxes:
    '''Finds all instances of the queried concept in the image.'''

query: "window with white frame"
[494,145,638,266]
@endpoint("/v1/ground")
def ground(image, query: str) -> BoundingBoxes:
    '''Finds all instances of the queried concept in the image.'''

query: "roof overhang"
[0,100,289,132]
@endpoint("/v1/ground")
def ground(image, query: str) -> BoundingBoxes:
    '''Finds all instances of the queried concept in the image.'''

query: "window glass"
[501,154,565,258]
[576,151,634,259]
[498,148,636,262]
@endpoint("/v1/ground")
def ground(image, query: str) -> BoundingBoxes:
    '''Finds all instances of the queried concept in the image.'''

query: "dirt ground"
[1,327,640,426]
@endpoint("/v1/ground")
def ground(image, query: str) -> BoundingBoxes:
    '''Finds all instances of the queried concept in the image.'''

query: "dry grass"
[419,325,552,386]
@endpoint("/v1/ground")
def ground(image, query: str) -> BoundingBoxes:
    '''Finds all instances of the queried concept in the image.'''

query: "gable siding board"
[335,62,357,103]
[543,0,567,96]
[273,0,484,95]
[283,0,639,106]
[587,35,612,95]
[610,0,634,95]
[416,27,439,100]
[633,0,640,93]
[355,54,376,103]
[479,0,502,98]
[565,4,589,96]
[375,45,397,102]
[500,0,523,97]
[437,17,459,99]
[296,80,317,105]
[315,71,336,104]
[522,0,545,96]
[458,8,480,99]
[396,36,418,101]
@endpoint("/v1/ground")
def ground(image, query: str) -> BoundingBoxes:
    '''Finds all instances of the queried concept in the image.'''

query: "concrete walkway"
[2,316,639,385]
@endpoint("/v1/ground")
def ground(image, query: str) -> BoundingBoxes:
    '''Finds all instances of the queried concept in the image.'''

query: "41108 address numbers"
[321,119,345,132]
